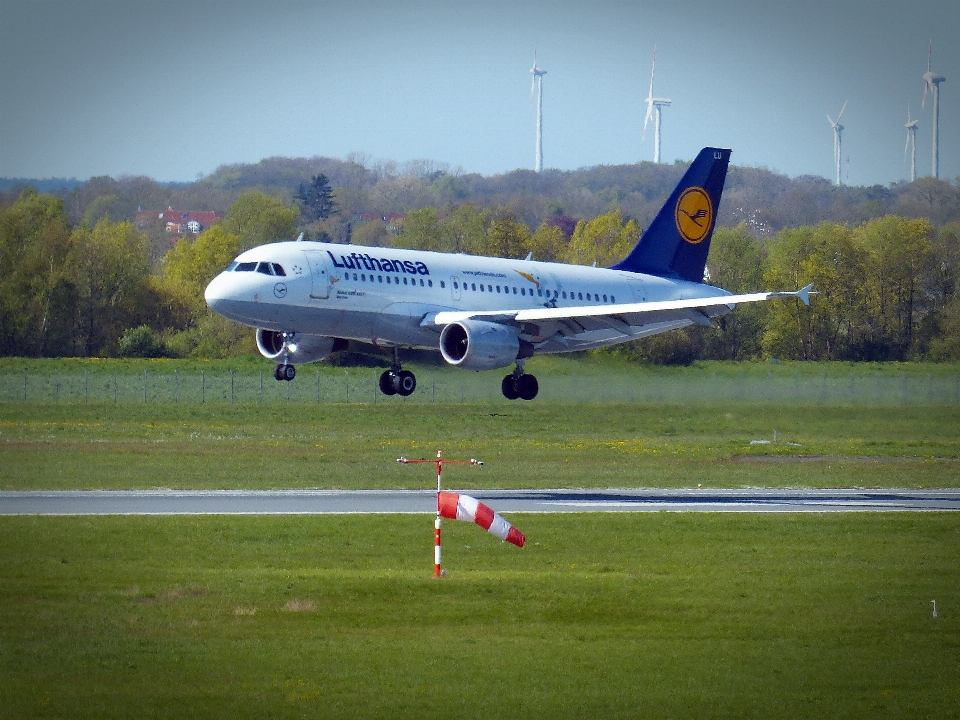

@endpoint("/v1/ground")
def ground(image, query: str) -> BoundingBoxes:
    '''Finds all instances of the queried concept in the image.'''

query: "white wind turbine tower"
[530,53,547,173]
[642,48,671,164]
[826,101,847,186]
[922,40,946,179]
[905,105,919,182]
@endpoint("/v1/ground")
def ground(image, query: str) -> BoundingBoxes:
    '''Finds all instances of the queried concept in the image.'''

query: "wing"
[431,285,814,347]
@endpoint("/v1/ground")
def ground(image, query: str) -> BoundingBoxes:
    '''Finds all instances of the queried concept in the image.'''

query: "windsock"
[438,491,525,547]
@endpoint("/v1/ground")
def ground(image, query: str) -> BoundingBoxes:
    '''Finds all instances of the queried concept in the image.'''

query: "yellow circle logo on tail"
[675,187,713,244]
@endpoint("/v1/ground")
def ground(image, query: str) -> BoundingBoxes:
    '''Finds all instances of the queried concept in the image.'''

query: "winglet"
[797,283,815,306]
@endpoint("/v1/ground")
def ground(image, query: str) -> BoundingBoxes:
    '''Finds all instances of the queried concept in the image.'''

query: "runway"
[2,488,959,515]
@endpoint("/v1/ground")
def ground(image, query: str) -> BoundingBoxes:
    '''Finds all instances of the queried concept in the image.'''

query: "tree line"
[2,182,958,363]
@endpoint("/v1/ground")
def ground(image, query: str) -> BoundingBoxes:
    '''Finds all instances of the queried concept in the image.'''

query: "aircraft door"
[451,276,462,301]
[302,250,331,299]
[629,280,647,303]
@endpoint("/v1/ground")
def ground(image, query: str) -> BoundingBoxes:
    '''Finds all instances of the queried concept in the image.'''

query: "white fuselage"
[204,240,733,355]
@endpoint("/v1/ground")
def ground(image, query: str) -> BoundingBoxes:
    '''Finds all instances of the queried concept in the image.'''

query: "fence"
[2,367,959,405]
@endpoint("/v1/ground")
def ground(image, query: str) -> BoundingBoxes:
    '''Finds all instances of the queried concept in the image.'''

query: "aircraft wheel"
[379,371,398,396]
[283,364,296,381]
[397,370,417,397]
[517,374,539,400]
[501,375,520,400]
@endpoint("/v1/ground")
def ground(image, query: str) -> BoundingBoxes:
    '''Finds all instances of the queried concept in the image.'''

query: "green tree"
[486,210,530,259]
[561,210,639,267]
[527,222,567,262]
[296,174,336,222]
[67,218,152,356]
[853,216,936,360]
[0,189,71,356]
[762,222,867,360]
[443,204,488,254]
[397,207,443,251]
[162,224,241,310]
[221,191,299,250]
[701,225,766,360]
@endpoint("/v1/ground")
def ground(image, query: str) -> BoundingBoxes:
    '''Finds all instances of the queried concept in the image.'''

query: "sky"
[1,0,958,186]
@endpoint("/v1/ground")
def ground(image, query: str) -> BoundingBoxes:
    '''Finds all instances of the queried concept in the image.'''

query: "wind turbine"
[642,48,671,164]
[530,53,547,172]
[826,101,847,186]
[922,40,946,179]
[905,105,919,182]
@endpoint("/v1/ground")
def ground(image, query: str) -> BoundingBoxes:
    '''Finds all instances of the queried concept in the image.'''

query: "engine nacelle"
[439,320,530,371]
[256,329,347,364]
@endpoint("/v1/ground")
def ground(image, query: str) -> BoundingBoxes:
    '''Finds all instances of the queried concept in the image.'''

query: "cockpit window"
[271,263,286,276]
[256,262,275,275]
[234,262,257,272]
[226,262,239,271]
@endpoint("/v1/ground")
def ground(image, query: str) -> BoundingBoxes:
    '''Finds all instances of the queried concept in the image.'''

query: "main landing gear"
[378,348,417,397]
[501,362,538,401]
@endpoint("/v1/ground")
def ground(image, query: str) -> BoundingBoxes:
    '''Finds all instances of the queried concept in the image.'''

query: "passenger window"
[403,277,408,285]
[378,276,383,283]
[488,285,493,292]
[471,283,476,291]
[562,291,567,299]
[454,282,459,289]
[603,294,608,302]
[480,284,485,292]
[420,279,424,286]
[578,292,583,300]
[428,280,433,287]
[496,286,501,293]
[440,281,446,288]
[611,295,616,302]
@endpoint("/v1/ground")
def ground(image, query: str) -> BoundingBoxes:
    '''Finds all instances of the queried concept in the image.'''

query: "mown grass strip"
[1,513,958,719]
[2,402,958,490]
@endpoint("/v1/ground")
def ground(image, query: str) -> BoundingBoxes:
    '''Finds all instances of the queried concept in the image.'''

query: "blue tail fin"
[611,147,730,282]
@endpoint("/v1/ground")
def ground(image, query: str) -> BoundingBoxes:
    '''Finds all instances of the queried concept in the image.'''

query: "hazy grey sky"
[1,0,957,186]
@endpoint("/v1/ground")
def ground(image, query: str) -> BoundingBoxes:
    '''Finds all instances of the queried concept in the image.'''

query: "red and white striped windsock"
[438,491,525,547]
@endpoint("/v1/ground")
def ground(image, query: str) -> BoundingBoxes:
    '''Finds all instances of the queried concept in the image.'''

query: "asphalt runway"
[2,488,959,515]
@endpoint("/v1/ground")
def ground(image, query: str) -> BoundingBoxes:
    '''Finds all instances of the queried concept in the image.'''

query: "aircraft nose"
[204,273,232,314]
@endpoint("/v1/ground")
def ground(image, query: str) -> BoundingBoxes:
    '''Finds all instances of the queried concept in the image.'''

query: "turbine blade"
[905,129,910,160]
[837,100,847,122]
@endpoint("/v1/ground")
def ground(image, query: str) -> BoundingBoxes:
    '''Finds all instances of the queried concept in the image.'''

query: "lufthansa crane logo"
[675,187,713,244]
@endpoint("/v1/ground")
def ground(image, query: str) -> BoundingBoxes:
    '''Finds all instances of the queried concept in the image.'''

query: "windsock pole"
[397,449,482,578]
[434,450,443,578]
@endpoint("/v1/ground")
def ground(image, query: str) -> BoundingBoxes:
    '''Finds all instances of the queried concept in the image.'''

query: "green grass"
[2,360,959,717]
[1,514,958,719]
[1,401,958,490]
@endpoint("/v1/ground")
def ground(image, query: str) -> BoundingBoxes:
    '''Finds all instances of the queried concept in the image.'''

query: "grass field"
[1,360,959,717]
[2,513,959,719]
[1,400,958,491]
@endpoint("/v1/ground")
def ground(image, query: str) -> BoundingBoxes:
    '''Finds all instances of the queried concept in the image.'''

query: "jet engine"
[439,320,531,371]
[256,329,347,364]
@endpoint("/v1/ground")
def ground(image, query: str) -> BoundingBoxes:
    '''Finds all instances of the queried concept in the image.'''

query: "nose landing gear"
[378,348,417,397]
[274,363,296,381]
[502,362,538,400]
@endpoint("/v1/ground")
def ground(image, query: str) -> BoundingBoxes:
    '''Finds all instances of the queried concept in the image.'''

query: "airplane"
[204,147,813,400]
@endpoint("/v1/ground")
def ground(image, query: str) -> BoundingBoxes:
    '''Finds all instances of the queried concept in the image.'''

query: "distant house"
[135,207,225,238]
[355,212,407,234]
